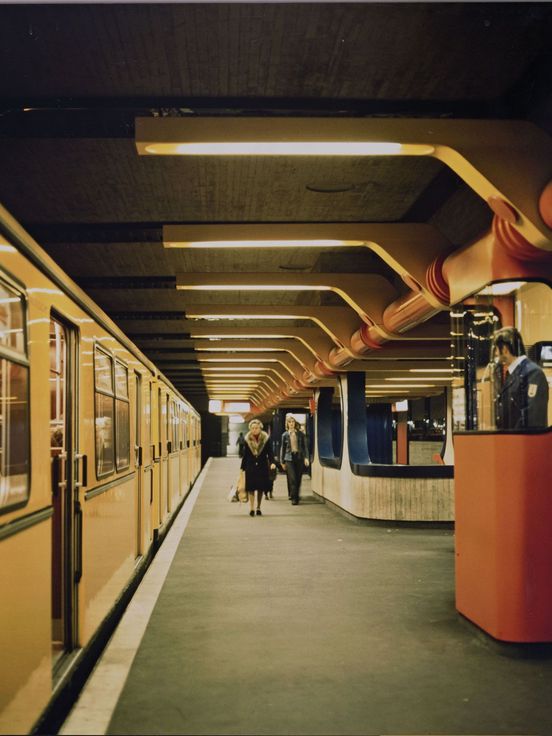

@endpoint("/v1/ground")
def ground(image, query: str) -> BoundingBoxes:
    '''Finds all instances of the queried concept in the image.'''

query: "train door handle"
[52,452,68,495]
[135,445,143,467]
[74,453,88,490]
[74,500,83,584]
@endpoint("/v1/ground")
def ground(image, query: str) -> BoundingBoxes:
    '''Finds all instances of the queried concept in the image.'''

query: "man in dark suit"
[493,327,549,430]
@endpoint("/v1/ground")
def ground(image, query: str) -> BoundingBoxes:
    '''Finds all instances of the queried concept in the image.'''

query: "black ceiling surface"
[0,2,551,411]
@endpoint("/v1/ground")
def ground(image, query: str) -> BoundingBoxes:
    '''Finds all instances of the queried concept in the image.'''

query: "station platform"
[60,458,552,736]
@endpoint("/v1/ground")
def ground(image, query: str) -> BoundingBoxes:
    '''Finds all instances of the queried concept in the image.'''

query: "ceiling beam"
[0,96,515,139]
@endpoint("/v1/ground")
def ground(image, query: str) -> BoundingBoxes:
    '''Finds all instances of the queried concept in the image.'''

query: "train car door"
[50,315,79,672]
[146,379,155,539]
[180,404,189,493]
[165,394,171,514]
[158,387,168,522]
[134,371,143,557]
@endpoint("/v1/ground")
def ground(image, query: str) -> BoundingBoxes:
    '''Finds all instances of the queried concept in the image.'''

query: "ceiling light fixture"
[188,313,299,320]
[165,238,357,249]
[136,118,435,159]
[143,141,412,156]
[198,358,279,363]
[385,377,453,382]
[195,334,290,340]
[409,369,455,373]
[178,284,331,292]
[477,281,525,296]
[196,347,281,352]
[366,384,434,389]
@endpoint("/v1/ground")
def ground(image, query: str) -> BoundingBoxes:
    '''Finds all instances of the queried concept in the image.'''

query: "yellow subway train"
[0,203,202,735]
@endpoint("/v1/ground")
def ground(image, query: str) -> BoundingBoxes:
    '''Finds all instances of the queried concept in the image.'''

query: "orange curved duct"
[342,205,552,359]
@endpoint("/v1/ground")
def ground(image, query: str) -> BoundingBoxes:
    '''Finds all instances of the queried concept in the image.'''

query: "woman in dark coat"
[240,419,276,517]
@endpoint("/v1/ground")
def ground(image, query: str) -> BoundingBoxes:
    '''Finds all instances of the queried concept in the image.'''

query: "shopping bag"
[237,469,248,502]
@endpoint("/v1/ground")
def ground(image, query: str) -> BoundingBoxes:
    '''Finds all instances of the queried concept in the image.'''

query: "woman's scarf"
[245,430,269,457]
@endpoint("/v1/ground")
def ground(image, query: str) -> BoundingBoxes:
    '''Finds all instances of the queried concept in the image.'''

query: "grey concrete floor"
[107,458,552,735]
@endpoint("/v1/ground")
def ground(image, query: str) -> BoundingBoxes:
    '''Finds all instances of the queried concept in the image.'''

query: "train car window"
[181,404,188,448]
[115,361,129,399]
[171,401,179,449]
[144,380,151,465]
[115,361,130,471]
[452,281,551,432]
[49,320,65,451]
[0,277,29,513]
[95,349,113,393]
[94,347,115,477]
[0,280,25,354]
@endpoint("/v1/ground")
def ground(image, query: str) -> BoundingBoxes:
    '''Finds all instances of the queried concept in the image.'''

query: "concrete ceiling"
[0,2,551,413]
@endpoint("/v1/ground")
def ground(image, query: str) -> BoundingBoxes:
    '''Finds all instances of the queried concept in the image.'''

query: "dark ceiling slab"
[0,2,549,410]
[0,4,549,100]
[82,288,335,311]
[0,138,443,224]
[41,242,401,282]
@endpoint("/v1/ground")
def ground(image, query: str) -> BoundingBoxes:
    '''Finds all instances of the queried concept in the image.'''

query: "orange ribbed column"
[492,214,552,262]
[539,179,552,229]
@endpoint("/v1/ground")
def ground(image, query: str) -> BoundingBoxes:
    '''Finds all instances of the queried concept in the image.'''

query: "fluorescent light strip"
[189,314,299,320]
[145,142,432,156]
[205,386,261,389]
[201,366,272,371]
[179,285,331,291]
[196,347,280,352]
[198,358,279,363]
[204,368,272,380]
[166,239,359,249]
[477,281,525,296]
[385,377,452,382]
[366,384,434,389]
[409,369,455,373]
[197,334,290,340]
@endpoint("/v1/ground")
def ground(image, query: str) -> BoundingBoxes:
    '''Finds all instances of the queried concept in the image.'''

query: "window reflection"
[95,394,114,475]
[0,277,29,513]
[388,395,446,465]
[115,399,130,470]
[95,350,113,392]
[49,320,65,451]
[0,359,29,509]
[115,361,130,470]
[95,347,114,476]
[0,281,25,354]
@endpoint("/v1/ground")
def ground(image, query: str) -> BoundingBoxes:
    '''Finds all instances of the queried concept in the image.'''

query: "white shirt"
[507,355,527,375]
[289,429,298,453]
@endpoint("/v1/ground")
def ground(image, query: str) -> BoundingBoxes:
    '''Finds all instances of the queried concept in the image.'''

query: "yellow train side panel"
[0,521,51,736]
[80,478,136,644]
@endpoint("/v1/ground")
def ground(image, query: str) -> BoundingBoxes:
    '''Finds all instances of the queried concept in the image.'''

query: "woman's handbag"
[236,469,248,502]
[268,465,277,483]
